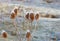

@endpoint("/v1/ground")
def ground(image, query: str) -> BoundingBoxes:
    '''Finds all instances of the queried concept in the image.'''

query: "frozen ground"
[0,0,60,41]
[0,4,60,41]
[0,0,60,9]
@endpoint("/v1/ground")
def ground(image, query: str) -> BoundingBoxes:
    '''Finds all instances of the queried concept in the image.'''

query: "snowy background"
[0,0,60,41]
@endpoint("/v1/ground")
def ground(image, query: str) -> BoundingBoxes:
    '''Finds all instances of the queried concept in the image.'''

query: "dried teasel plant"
[1,30,8,38]
[30,13,34,22]
[26,30,31,41]
[35,13,40,20]
[35,12,40,30]
[10,6,19,35]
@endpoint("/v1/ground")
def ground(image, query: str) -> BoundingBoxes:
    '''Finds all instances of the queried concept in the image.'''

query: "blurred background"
[0,0,60,41]
[0,0,60,9]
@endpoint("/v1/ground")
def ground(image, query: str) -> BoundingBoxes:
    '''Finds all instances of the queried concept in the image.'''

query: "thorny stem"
[36,21,38,30]
[35,20,38,31]
[13,19,22,41]
[29,21,32,31]
[31,21,32,31]
[27,38,31,41]
[12,19,17,34]
[26,19,29,30]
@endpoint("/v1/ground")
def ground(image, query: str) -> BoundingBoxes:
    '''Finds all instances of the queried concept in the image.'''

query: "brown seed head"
[2,32,7,38]
[25,13,29,20]
[14,9,18,15]
[13,6,19,15]
[26,32,31,38]
[30,13,34,22]
[35,13,39,20]
[10,12,16,19]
